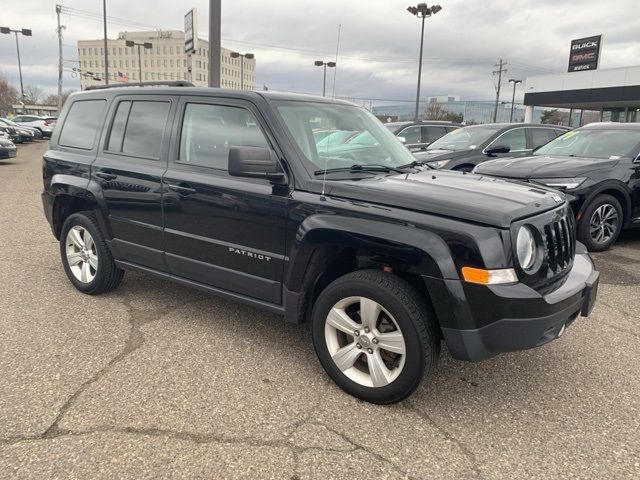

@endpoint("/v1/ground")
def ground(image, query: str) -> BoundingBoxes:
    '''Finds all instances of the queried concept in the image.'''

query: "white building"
[76,30,256,90]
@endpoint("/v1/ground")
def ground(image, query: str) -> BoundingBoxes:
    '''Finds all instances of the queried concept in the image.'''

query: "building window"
[170,46,173,54]
[125,60,129,67]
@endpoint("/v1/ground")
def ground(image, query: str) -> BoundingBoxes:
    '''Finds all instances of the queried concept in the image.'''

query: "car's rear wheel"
[311,270,439,404]
[577,194,623,251]
[60,212,124,294]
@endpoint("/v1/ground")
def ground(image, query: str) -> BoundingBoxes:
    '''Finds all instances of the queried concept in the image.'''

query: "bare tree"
[43,89,77,108]
[23,84,44,105]
[425,102,463,122]
[0,73,19,116]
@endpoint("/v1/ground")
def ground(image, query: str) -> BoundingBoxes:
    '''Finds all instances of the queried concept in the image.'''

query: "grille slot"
[543,215,574,273]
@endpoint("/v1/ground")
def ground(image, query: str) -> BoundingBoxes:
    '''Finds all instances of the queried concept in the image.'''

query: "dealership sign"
[568,35,602,72]
[184,9,197,54]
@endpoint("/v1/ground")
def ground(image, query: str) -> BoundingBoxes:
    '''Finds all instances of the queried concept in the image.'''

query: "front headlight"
[427,159,450,169]
[516,225,539,273]
[532,177,586,190]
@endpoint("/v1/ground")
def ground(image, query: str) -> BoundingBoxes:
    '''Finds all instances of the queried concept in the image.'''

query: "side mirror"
[228,146,285,182]
[397,136,407,144]
[485,144,511,156]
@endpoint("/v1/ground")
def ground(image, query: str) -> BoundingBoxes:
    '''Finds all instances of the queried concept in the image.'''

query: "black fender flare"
[575,180,632,226]
[285,214,459,293]
[49,174,112,239]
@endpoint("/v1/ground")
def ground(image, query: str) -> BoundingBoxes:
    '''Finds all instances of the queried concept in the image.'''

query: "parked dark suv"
[475,122,640,251]
[42,83,599,404]
[384,120,459,151]
[414,123,570,171]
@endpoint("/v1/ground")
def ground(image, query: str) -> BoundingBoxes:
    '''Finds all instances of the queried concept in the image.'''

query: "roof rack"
[85,81,195,91]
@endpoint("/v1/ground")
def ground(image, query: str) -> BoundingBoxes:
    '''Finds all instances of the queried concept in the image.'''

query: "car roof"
[70,86,357,106]
[462,123,570,131]
[385,120,457,127]
[580,122,640,130]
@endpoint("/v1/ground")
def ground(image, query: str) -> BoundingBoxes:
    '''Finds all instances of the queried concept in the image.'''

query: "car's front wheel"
[577,194,623,251]
[60,212,124,294]
[311,270,439,404]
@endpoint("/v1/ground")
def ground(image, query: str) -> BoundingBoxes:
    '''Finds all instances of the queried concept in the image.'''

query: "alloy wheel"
[65,226,98,283]
[589,204,619,245]
[324,296,406,388]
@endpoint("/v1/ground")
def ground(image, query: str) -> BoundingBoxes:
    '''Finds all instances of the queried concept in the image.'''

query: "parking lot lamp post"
[406,4,441,121]
[126,40,153,83]
[230,52,254,90]
[314,61,336,97]
[0,27,32,111]
[509,79,522,122]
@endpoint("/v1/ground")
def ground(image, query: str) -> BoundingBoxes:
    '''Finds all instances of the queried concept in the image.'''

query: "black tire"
[59,211,124,294]
[577,194,623,252]
[311,269,439,404]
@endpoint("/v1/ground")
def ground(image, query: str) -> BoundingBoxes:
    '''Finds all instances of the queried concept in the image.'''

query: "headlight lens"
[532,177,586,190]
[427,159,450,169]
[516,226,537,272]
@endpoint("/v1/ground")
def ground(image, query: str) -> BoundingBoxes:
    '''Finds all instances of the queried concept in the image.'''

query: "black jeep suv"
[42,83,599,404]
[475,123,640,251]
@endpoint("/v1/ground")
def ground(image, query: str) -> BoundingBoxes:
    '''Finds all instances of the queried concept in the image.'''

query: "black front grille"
[543,215,574,274]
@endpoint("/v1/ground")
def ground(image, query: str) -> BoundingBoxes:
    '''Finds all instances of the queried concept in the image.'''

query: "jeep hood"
[474,155,620,179]
[323,169,563,228]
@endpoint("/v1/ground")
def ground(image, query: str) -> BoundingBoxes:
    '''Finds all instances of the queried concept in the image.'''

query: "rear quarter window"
[58,99,107,150]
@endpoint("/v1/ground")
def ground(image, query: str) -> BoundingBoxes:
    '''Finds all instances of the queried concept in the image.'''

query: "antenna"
[331,24,341,98]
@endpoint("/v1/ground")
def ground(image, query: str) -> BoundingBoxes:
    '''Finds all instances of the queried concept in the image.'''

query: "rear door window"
[107,100,170,159]
[58,99,107,150]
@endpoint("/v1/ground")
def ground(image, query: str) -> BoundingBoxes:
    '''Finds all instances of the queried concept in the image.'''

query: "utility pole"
[492,58,507,123]
[102,0,109,84]
[208,0,221,87]
[55,5,65,113]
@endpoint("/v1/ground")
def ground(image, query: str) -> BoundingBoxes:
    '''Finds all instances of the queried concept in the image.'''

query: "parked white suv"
[10,115,56,137]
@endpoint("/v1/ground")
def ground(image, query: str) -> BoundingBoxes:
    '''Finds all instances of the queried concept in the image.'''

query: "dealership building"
[523,65,640,125]
[76,30,256,90]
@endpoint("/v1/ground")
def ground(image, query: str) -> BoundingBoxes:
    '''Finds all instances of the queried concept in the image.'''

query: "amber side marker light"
[461,266,518,285]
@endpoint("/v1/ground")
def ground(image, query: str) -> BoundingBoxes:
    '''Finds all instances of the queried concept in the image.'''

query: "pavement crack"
[406,404,483,479]
[40,295,199,440]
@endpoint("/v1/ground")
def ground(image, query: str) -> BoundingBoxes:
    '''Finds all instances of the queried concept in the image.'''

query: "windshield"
[275,101,416,173]
[535,128,640,159]
[427,126,501,151]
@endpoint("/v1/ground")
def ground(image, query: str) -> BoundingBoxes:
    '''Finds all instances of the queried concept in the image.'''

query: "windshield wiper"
[398,160,435,170]
[314,164,406,176]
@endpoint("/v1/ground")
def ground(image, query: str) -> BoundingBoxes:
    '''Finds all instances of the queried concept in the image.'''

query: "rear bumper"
[430,249,598,362]
[41,191,56,236]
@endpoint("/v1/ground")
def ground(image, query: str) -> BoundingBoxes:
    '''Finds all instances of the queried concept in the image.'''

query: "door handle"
[166,182,196,194]
[95,171,117,180]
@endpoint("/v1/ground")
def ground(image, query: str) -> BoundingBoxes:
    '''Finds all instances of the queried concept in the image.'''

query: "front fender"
[285,214,459,293]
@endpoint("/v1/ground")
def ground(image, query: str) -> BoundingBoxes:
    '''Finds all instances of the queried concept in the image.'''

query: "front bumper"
[432,248,599,362]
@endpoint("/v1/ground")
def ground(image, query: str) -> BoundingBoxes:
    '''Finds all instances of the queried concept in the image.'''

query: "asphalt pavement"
[1,141,638,479]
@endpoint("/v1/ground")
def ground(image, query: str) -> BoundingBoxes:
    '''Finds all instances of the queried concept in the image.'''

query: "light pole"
[230,52,254,90]
[0,26,32,110]
[406,3,441,121]
[508,79,522,122]
[314,60,336,97]
[126,40,152,83]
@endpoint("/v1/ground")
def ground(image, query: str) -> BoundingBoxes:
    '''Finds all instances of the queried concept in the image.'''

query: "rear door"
[91,94,176,271]
[162,95,288,304]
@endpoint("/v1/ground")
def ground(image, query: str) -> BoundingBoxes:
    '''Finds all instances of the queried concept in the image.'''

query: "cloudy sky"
[1,0,637,105]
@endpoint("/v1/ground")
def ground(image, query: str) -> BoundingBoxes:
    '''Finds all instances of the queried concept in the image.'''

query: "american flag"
[117,71,129,82]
